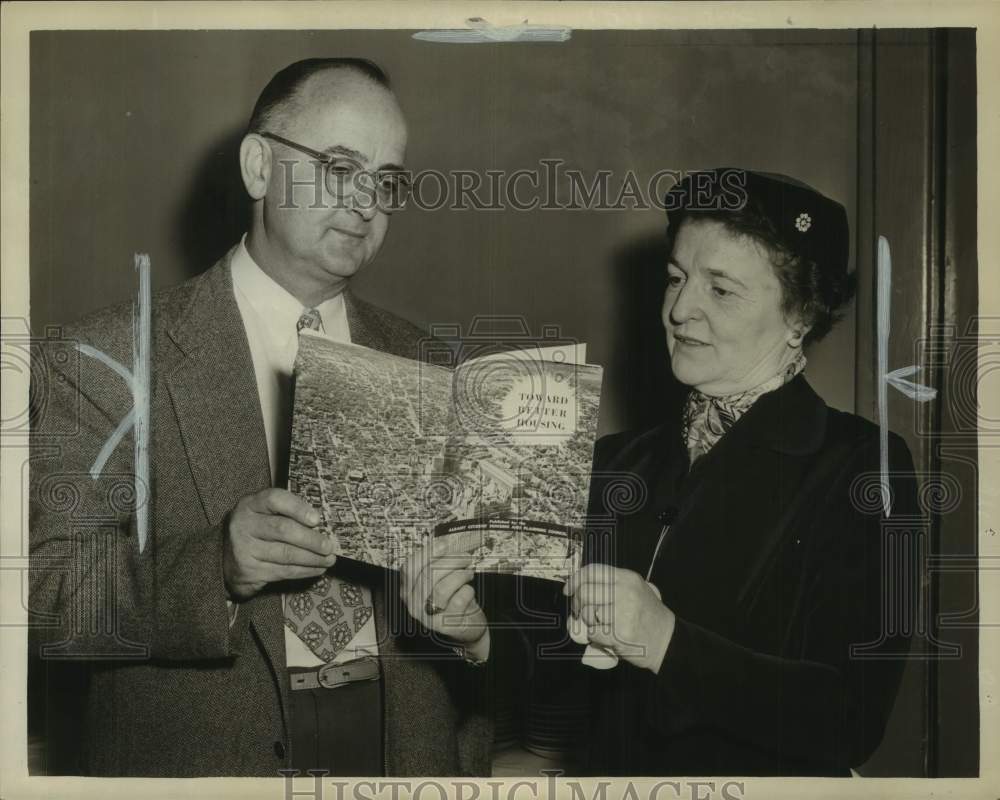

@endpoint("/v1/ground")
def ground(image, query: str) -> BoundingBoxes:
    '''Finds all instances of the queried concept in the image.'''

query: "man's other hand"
[400,540,489,661]
[223,488,336,601]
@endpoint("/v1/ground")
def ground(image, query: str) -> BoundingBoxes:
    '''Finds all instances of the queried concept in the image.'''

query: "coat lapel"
[163,251,270,524]
[343,290,391,352]
[163,249,289,731]
[647,377,829,626]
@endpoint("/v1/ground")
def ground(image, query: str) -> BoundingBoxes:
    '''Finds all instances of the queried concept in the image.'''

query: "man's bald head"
[240,57,408,307]
[246,57,392,136]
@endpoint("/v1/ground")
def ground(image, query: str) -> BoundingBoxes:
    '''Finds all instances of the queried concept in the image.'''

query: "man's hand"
[223,488,337,601]
[564,563,675,674]
[400,539,489,662]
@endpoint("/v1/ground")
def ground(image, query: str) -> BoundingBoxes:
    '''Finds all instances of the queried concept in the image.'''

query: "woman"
[565,168,919,776]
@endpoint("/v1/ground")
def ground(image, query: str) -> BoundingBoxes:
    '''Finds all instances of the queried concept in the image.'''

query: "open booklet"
[288,331,603,583]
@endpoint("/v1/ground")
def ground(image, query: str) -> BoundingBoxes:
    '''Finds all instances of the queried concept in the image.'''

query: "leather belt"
[289,656,381,691]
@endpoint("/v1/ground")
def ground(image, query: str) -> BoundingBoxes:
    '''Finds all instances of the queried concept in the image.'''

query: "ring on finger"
[425,597,445,616]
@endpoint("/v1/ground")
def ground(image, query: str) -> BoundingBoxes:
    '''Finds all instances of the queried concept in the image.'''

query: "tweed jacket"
[581,376,920,776]
[28,247,492,777]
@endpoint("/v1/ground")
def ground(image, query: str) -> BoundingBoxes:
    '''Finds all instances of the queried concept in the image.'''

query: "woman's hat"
[663,167,850,281]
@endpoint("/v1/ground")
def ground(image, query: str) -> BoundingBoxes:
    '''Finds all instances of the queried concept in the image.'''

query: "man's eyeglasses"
[260,131,411,214]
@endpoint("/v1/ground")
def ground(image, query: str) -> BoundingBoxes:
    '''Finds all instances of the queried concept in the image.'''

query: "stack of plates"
[522,698,589,759]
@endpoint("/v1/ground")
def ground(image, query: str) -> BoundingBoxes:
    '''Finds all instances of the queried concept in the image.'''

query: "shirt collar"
[231,235,347,337]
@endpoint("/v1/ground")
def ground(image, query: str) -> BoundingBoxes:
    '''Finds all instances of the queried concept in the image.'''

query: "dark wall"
[30,29,859,435]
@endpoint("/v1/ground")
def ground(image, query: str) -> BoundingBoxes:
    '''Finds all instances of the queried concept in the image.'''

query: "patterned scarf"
[682,351,807,464]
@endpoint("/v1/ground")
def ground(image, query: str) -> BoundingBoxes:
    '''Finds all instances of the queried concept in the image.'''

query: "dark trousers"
[287,669,384,776]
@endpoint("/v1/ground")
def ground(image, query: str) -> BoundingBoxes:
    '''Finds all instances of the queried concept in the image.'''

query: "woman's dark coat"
[581,375,920,776]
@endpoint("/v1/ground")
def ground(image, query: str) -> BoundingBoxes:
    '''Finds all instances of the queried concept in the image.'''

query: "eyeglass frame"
[259,131,410,214]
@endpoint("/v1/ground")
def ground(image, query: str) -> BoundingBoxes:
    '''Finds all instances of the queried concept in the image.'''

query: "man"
[29,58,492,777]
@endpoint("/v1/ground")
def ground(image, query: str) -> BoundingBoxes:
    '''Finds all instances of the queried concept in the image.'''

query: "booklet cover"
[288,331,603,582]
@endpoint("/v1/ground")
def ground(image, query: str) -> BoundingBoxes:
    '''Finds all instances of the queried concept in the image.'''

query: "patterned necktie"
[284,574,374,663]
[284,308,374,663]
[682,351,807,464]
[296,307,323,333]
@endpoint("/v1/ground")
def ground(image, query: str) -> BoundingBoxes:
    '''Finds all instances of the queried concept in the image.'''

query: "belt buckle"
[317,655,380,689]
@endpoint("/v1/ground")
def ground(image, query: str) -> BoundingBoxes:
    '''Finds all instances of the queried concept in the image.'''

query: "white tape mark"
[876,236,892,517]
[876,236,937,518]
[413,17,571,43]
[86,407,135,481]
[886,365,938,401]
[74,253,152,552]
[133,254,151,553]
[76,344,133,389]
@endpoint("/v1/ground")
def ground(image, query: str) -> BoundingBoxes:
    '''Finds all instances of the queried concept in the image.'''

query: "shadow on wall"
[606,232,687,432]
[174,126,250,277]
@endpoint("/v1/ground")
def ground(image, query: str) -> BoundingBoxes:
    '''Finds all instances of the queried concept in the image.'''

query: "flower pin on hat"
[795,212,812,232]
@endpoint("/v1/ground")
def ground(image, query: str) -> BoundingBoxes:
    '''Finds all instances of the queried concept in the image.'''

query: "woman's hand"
[564,563,675,674]
[400,539,490,662]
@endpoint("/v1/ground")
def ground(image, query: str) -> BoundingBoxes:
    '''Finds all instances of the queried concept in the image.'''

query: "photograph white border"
[2,2,997,798]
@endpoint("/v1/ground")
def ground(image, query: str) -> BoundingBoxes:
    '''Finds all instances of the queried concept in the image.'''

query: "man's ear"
[239,134,270,200]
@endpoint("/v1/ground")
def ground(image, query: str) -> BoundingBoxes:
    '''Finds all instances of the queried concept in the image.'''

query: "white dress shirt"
[231,236,378,667]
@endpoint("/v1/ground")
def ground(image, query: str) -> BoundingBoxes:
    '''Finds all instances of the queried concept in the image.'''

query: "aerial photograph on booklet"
[288,331,603,581]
